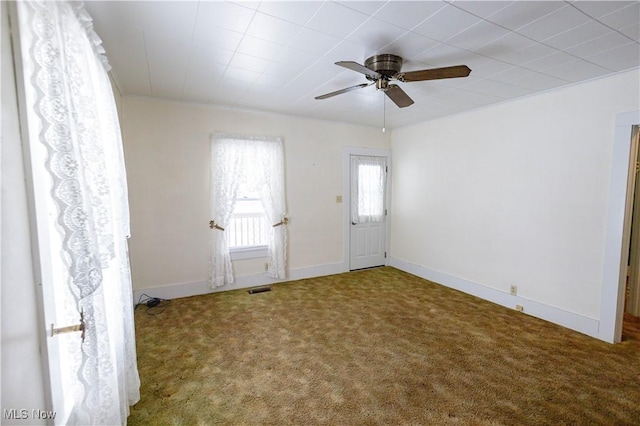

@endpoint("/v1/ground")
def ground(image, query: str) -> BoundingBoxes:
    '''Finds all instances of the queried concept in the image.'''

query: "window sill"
[230,246,268,260]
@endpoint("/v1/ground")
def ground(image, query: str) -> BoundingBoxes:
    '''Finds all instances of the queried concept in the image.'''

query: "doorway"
[623,126,640,340]
[343,148,391,271]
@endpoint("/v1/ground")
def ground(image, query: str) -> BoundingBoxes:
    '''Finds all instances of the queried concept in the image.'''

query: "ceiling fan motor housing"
[365,54,403,79]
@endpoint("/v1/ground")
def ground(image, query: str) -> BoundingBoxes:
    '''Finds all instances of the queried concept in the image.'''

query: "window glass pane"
[228,199,269,249]
[358,164,384,219]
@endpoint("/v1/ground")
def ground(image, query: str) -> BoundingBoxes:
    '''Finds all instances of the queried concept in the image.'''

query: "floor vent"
[248,286,271,295]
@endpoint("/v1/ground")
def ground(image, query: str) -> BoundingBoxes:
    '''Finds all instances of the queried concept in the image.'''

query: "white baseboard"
[133,261,348,304]
[390,257,601,341]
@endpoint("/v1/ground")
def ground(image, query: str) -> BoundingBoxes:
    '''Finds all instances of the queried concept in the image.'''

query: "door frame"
[342,147,392,271]
[9,2,72,422]
[601,110,640,343]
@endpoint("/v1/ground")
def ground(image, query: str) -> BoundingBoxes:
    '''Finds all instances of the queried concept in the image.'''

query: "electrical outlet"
[516,304,524,312]
[336,195,343,203]
[264,263,268,271]
[510,285,517,296]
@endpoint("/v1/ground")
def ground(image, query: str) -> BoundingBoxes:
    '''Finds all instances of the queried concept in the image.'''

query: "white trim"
[390,257,601,340]
[343,147,392,271]
[229,246,268,260]
[600,110,640,343]
[132,261,347,302]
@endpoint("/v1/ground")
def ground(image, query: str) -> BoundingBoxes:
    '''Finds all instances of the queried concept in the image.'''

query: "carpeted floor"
[130,267,640,425]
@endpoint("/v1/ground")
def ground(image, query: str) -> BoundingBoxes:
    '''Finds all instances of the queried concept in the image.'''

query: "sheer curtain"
[210,135,287,287]
[15,1,139,424]
[351,155,387,224]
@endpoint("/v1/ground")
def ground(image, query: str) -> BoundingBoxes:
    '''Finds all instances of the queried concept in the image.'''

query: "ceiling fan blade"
[398,65,471,82]
[335,61,381,79]
[314,83,372,100]
[385,84,414,108]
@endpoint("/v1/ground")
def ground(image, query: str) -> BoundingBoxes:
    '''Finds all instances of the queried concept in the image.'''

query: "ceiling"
[85,1,640,129]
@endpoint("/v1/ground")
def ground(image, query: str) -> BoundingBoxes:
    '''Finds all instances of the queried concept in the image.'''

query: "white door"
[350,155,387,270]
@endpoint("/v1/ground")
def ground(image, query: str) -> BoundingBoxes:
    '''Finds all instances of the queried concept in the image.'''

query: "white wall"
[390,69,640,337]
[121,97,390,293]
[1,2,46,421]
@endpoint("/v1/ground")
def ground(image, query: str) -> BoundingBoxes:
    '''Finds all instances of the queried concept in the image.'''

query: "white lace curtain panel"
[15,1,140,424]
[351,155,387,224]
[209,135,287,287]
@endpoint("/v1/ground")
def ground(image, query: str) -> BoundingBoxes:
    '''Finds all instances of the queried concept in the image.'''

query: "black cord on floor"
[135,293,170,315]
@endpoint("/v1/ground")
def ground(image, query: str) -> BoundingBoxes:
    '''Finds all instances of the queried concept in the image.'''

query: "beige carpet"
[130,267,640,425]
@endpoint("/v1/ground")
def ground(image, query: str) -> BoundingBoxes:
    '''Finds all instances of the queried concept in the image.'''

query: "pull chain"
[382,94,386,133]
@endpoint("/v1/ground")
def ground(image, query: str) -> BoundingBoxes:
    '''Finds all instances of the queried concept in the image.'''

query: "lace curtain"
[351,155,387,223]
[15,1,139,424]
[210,135,287,287]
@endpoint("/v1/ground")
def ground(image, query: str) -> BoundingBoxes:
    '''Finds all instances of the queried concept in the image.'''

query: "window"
[357,164,385,219]
[228,185,269,251]
[209,135,288,287]
[351,155,387,224]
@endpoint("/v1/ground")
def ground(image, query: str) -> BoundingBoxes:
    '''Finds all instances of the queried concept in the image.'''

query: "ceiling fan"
[315,54,471,108]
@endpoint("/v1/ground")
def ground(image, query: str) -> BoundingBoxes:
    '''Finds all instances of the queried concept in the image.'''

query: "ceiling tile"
[346,18,407,50]
[543,59,611,82]
[507,72,569,92]
[288,28,343,55]
[256,65,302,88]
[585,43,640,72]
[516,5,592,41]
[522,51,578,73]
[433,86,505,106]
[138,1,199,39]
[451,1,514,19]
[566,31,636,58]
[246,12,304,44]
[413,5,479,42]
[321,40,369,66]
[373,1,447,30]
[236,35,287,61]
[222,66,263,85]
[415,43,491,70]
[475,32,536,61]
[192,26,244,53]
[270,46,319,69]
[461,78,533,99]
[336,1,388,16]
[229,1,261,11]
[144,33,190,96]
[189,44,235,68]
[569,1,637,18]
[265,52,317,78]
[257,1,323,25]
[620,22,640,43]
[598,2,640,30]
[486,39,558,66]
[446,20,511,51]
[182,65,226,103]
[491,66,570,90]
[195,1,256,34]
[485,1,565,31]
[228,52,273,74]
[541,20,611,50]
[466,58,514,79]
[305,2,370,38]
[380,32,440,60]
